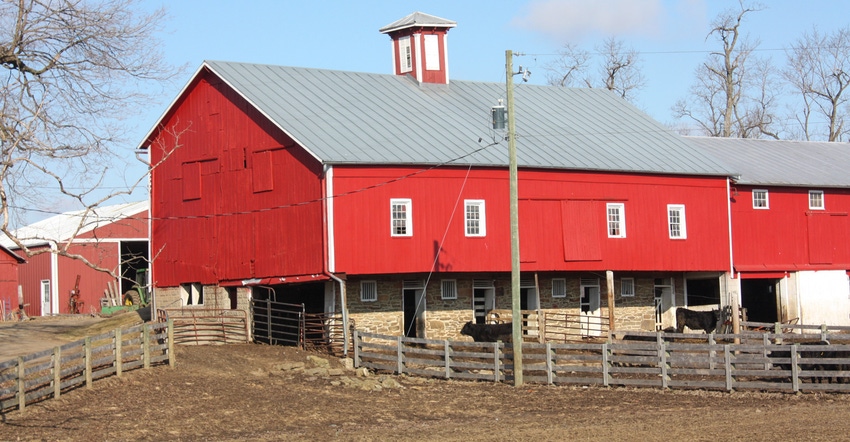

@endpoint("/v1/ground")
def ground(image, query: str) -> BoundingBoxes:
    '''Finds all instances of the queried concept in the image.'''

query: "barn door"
[472,280,495,324]
[580,278,601,336]
[403,280,425,338]
[654,278,675,330]
[40,280,51,316]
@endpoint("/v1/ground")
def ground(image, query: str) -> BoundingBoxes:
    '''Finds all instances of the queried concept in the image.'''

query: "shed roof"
[171,61,733,178]
[686,137,850,188]
[1,201,149,248]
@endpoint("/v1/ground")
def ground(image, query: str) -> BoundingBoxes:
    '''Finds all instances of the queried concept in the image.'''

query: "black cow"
[675,308,722,334]
[460,321,513,342]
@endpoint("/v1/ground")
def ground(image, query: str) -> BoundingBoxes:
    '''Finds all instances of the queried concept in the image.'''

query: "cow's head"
[460,321,474,337]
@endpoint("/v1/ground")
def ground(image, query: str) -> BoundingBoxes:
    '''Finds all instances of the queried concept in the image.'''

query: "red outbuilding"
[1,201,149,317]
[140,12,737,341]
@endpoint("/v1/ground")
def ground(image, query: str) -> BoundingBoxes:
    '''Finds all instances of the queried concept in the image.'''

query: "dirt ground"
[3,317,850,441]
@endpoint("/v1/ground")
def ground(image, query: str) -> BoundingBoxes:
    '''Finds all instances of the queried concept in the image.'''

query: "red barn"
[1,201,149,317]
[140,12,735,339]
[0,245,25,318]
[689,137,850,326]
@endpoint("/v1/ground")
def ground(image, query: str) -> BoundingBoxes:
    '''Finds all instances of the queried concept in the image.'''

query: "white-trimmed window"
[607,203,625,238]
[465,200,486,237]
[667,204,687,239]
[752,189,769,209]
[441,280,457,300]
[360,281,377,302]
[424,34,440,70]
[809,190,824,210]
[399,36,412,73]
[552,278,567,298]
[391,199,412,237]
[621,278,635,297]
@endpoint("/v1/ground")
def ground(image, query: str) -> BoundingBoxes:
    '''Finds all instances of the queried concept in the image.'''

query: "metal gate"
[251,298,349,355]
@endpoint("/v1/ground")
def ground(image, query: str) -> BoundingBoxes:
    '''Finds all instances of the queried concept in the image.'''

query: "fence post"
[494,342,501,383]
[708,333,716,371]
[444,340,451,379]
[115,328,123,377]
[659,340,669,389]
[85,337,92,388]
[724,344,733,391]
[791,344,800,392]
[545,342,553,385]
[168,319,175,368]
[53,346,61,399]
[352,330,360,367]
[602,343,610,387]
[396,335,404,375]
[143,324,151,369]
[16,356,25,413]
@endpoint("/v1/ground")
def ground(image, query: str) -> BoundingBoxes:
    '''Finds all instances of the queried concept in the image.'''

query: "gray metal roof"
[201,60,734,177]
[379,12,457,33]
[686,136,850,188]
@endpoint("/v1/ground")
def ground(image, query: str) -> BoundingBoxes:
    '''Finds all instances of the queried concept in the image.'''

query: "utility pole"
[505,49,523,386]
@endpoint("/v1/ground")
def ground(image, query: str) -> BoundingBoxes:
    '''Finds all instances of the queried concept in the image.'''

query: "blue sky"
[27,0,850,223]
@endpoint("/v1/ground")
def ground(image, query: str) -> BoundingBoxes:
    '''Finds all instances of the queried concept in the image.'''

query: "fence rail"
[0,321,174,413]
[157,308,249,345]
[354,329,850,393]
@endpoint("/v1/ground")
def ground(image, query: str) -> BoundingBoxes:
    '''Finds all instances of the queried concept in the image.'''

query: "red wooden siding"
[733,186,850,271]
[17,246,51,316]
[146,70,326,287]
[57,242,121,314]
[331,166,730,275]
[76,210,149,240]
[0,249,22,315]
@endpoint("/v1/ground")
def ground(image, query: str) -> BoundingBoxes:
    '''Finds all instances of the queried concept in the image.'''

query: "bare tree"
[544,37,645,103]
[673,1,780,138]
[0,0,181,274]
[784,27,850,141]
[544,42,591,88]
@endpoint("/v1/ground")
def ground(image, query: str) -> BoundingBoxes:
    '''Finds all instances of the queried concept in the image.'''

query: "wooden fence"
[0,321,174,413]
[354,329,850,393]
[157,308,250,345]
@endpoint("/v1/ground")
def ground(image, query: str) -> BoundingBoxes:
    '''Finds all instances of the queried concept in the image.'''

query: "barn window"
[667,204,687,239]
[621,278,635,297]
[360,281,377,302]
[752,189,769,209]
[464,200,486,237]
[809,190,824,210]
[606,203,625,238]
[441,280,457,300]
[390,199,412,237]
[399,36,412,73]
[552,278,566,298]
[180,283,203,306]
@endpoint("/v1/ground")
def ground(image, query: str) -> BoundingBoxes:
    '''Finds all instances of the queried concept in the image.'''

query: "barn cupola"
[379,12,456,84]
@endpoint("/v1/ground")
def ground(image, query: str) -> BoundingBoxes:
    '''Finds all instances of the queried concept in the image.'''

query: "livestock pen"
[353,329,850,393]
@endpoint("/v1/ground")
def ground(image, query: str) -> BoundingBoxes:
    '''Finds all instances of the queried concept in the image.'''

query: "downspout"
[321,164,350,356]
[135,148,154,319]
[726,178,735,279]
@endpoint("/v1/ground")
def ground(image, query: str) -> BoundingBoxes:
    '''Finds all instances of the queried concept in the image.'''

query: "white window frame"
[607,203,626,238]
[552,278,567,298]
[809,190,824,210]
[752,189,769,209]
[667,204,687,239]
[621,278,635,297]
[361,281,377,302]
[464,199,486,237]
[441,279,457,300]
[390,198,412,237]
[399,36,412,73]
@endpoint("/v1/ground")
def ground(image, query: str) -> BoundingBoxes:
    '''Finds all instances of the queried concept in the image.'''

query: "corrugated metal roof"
[378,11,457,33]
[686,137,850,188]
[201,60,733,177]
[1,201,149,248]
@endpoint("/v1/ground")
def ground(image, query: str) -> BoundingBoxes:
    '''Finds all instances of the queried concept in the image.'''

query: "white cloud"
[513,0,706,42]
